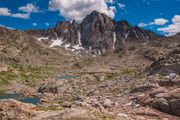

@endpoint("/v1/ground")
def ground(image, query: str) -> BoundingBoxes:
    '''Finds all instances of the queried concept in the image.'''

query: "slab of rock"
[0,99,36,120]
[130,85,155,93]
[158,80,180,87]
[152,88,180,116]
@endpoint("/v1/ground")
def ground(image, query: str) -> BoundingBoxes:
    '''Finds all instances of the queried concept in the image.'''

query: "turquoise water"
[64,70,81,73]
[0,94,40,105]
[55,75,79,80]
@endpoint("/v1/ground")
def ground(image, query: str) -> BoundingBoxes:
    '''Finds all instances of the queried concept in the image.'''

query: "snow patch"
[78,31,82,46]
[37,32,86,55]
[113,32,116,49]
[98,50,101,55]
[50,38,64,47]
[122,31,130,43]
[72,45,84,50]
[36,37,49,41]
[133,29,139,39]
[64,44,71,49]
[70,31,84,50]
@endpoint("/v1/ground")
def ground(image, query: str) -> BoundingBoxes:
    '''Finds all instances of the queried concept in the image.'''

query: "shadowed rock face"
[149,47,180,75]
[54,20,80,45]
[80,11,115,54]
[25,11,160,54]
[114,21,160,45]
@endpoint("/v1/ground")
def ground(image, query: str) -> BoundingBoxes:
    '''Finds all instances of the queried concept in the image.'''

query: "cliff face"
[80,11,115,54]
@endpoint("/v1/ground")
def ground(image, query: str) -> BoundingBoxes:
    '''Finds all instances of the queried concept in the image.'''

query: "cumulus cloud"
[152,18,169,25]
[0,7,29,19]
[18,3,39,13]
[138,18,169,27]
[48,0,116,22]
[0,3,40,19]
[158,15,180,36]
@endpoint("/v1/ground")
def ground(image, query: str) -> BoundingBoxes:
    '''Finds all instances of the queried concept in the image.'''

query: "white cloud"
[48,0,115,22]
[12,13,30,19]
[152,18,169,25]
[118,3,125,9]
[0,7,30,19]
[45,22,50,26]
[158,15,180,36]
[32,22,37,26]
[138,18,169,27]
[0,8,11,16]
[18,3,39,13]
[138,22,148,27]
[0,3,40,19]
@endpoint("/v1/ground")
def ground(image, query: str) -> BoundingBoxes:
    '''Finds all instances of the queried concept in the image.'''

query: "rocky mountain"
[25,11,161,55]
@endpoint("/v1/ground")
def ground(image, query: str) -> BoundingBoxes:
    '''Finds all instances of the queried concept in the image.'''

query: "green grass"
[0,64,54,87]
[0,70,17,85]
[105,72,118,80]
[157,74,166,80]
[120,68,138,77]
[111,87,131,95]
[0,89,6,95]
[18,65,54,87]
[35,105,63,111]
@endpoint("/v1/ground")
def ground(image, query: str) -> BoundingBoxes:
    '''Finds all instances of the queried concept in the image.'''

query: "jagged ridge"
[25,11,161,55]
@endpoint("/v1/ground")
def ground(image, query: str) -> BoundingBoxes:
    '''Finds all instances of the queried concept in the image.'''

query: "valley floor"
[0,52,180,120]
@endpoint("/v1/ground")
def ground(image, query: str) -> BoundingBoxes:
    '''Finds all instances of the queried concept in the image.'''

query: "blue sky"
[0,0,180,36]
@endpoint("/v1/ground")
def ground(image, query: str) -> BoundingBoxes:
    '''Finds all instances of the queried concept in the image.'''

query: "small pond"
[0,94,40,105]
[55,75,79,80]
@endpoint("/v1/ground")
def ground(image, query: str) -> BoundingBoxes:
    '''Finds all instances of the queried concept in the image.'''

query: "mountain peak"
[91,10,101,15]
[83,10,112,23]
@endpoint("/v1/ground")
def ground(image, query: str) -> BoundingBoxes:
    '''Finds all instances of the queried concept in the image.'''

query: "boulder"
[152,88,180,116]
[38,85,58,94]
[102,99,114,109]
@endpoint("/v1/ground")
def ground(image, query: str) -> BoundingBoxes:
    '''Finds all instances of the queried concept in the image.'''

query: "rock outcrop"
[149,47,180,75]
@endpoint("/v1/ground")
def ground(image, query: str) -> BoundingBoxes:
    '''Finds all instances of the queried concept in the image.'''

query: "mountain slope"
[0,27,73,66]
